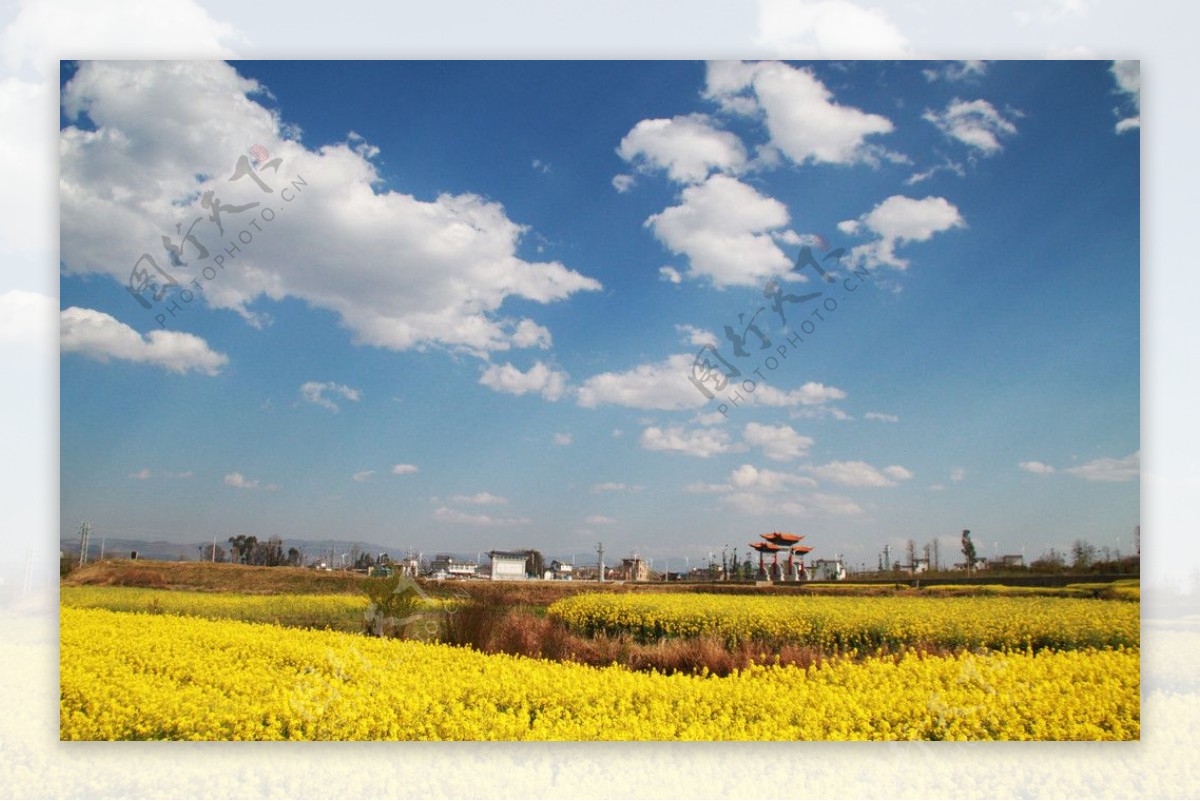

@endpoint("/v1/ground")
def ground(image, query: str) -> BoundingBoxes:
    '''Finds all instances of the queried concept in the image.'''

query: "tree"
[932,538,940,571]
[1071,539,1097,571]
[287,547,303,567]
[524,549,545,579]
[1030,548,1066,573]
[198,543,226,563]
[227,534,257,564]
[961,530,977,574]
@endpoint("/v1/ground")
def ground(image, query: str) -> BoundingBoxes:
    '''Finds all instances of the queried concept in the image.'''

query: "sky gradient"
[58,59,1140,570]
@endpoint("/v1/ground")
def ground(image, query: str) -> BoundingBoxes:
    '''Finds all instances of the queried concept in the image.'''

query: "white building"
[488,551,527,581]
[810,559,847,581]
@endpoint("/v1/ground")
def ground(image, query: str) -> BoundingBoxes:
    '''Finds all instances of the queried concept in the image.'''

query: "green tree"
[1071,539,1097,571]
[961,530,977,574]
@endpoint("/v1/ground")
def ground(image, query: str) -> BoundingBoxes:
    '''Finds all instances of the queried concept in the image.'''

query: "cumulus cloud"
[224,471,276,491]
[1019,460,1057,475]
[60,306,228,375]
[1110,60,1140,133]
[675,324,718,348]
[433,507,529,527]
[743,422,813,462]
[659,266,683,284]
[448,492,507,505]
[299,381,361,412]
[391,463,419,475]
[922,61,987,83]
[577,354,709,411]
[553,432,573,446]
[699,462,858,518]
[590,482,643,493]
[841,195,964,269]
[704,60,896,167]
[950,467,966,482]
[1065,451,1140,482]
[805,460,911,487]
[352,470,375,482]
[479,361,567,401]
[612,174,636,193]
[129,469,152,480]
[923,98,1018,155]
[617,114,747,184]
[754,381,848,408]
[58,61,600,358]
[640,425,735,458]
[645,175,793,287]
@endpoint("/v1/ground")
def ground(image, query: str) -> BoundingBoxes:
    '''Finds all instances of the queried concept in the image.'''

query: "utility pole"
[78,521,92,567]
[212,536,217,562]
[595,542,605,582]
[100,537,106,561]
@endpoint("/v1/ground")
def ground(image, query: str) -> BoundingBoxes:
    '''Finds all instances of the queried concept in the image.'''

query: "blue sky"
[58,59,1139,569]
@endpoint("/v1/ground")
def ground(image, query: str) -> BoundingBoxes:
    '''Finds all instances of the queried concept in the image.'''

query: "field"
[59,562,1140,741]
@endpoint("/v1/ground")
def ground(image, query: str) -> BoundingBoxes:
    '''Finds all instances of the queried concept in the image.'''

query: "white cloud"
[448,492,508,505]
[352,470,375,483]
[950,467,966,482]
[590,482,643,493]
[1110,60,1140,133]
[659,266,682,284]
[842,195,964,269]
[805,460,909,487]
[702,463,856,518]
[299,381,361,412]
[729,463,817,492]
[223,471,276,491]
[743,422,813,462]
[617,114,747,184]
[645,175,792,287]
[479,361,568,402]
[129,469,152,480]
[1065,451,1140,483]
[585,515,616,525]
[433,507,529,527]
[391,463,419,475]
[577,354,709,411]
[923,98,1018,155]
[640,425,735,458]
[864,411,899,422]
[922,61,987,83]
[704,61,896,167]
[1019,460,1057,475]
[58,61,601,358]
[754,381,848,407]
[60,306,228,375]
[553,432,573,446]
[675,324,718,348]
[753,1,908,57]
[612,174,636,193]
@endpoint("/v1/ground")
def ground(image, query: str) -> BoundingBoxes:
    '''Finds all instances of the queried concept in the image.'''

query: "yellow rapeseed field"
[60,607,1138,741]
[60,586,366,631]
[547,592,1140,651]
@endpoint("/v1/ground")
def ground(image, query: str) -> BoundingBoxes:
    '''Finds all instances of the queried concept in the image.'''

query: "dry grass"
[63,560,367,594]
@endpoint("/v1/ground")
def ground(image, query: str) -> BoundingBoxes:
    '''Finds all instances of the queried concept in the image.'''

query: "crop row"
[546,592,1139,651]
[60,607,1138,740]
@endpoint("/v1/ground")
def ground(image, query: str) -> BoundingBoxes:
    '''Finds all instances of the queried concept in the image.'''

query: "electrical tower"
[78,521,92,567]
